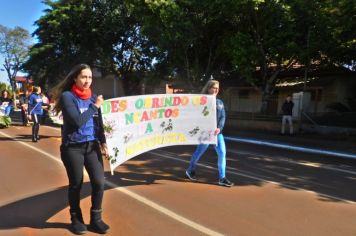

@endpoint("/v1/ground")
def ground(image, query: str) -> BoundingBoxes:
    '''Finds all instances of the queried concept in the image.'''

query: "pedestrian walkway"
[224,128,356,159]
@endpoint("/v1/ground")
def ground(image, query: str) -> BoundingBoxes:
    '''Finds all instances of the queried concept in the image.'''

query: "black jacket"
[282,101,294,116]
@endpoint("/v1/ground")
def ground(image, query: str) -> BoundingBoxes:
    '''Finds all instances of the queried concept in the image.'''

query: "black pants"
[60,141,105,212]
[31,114,42,138]
[21,108,28,125]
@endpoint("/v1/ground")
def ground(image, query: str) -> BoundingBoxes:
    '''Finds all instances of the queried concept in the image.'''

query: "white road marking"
[105,181,224,236]
[0,130,224,236]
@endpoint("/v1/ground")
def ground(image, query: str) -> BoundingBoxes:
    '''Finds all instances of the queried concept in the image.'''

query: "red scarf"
[71,84,92,100]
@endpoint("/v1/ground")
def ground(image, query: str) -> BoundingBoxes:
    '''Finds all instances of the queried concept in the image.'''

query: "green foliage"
[224,0,355,112]
[0,115,11,128]
[141,0,239,87]
[24,0,100,87]
[323,0,356,69]
[22,0,355,101]
[24,0,158,93]
[0,25,31,93]
[0,83,12,95]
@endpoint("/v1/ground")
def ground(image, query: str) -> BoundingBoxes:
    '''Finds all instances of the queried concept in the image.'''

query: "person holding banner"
[52,64,109,234]
[28,86,43,142]
[185,79,234,187]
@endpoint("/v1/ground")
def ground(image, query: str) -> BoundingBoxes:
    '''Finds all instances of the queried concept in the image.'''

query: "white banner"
[101,94,217,174]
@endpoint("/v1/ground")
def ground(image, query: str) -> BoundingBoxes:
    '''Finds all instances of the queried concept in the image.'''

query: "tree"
[90,0,159,94]
[228,0,355,113]
[23,0,355,102]
[24,0,99,89]
[322,0,356,70]
[227,1,301,113]
[0,25,31,103]
[24,0,158,95]
[140,0,236,89]
[0,82,12,94]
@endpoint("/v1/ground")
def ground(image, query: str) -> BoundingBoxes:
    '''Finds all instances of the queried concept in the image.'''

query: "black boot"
[32,125,37,142]
[70,209,87,235]
[35,124,40,140]
[89,208,109,234]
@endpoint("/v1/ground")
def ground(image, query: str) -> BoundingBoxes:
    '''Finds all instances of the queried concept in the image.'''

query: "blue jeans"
[187,133,226,180]
[4,105,13,116]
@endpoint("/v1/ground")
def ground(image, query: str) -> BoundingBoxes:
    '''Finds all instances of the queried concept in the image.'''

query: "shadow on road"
[1,145,355,233]
[0,186,71,231]
[108,152,263,188]
[0,173,154,232]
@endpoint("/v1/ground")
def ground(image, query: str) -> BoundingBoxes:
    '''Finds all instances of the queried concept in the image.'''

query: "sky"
[0,0,48,84]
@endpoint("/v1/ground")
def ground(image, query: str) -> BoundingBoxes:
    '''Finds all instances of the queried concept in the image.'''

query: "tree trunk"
[10,77,17,110]
[260,85,272,114]
[260,70,280,114]
[5,64,18,110]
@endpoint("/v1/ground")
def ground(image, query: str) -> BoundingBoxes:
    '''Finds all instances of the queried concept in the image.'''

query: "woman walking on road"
[185,79,234,187]
[28,86,43,142]
[52,64,109,234]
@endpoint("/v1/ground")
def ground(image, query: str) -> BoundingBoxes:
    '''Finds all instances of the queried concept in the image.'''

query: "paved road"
[1,125,356,235]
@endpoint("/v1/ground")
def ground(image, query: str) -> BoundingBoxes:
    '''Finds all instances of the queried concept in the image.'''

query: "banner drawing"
[101,94,217,174]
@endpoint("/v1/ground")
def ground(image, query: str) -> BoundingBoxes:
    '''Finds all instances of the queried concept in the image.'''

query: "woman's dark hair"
[52,64,91,114]
[1,90,9,97]
[32,86,41,93]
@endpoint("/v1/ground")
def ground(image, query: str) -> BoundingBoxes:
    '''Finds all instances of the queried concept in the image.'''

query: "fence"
[227,110,356,130]
[303,111,356,128]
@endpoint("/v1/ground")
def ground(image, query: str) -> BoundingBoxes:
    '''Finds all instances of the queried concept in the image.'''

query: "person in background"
[19,90,30,126]
[28,86,43,142]
[185,79,234,187]
[52,64,109,234]
[41,91,50,124]
[0,90,14,116]
[281,94,294,135]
